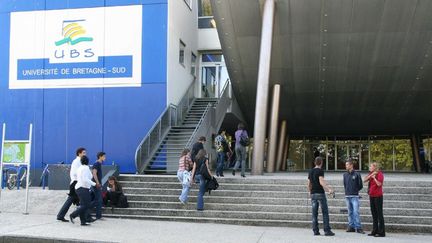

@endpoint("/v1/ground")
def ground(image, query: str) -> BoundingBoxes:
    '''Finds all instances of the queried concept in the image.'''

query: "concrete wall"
[198,28,221,51]
[167,0,198,105]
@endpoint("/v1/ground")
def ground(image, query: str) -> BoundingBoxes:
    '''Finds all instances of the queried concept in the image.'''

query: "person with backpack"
[215,130,229,177]
[233,123,248,177]
[177,148,193,204]
[191,149,212,211]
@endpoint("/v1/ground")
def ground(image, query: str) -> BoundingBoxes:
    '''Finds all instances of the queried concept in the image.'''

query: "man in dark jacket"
[343,160,364,234]
[191,136,206,162]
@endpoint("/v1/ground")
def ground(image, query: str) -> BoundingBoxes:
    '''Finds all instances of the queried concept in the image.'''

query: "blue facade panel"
[0,0,167,173]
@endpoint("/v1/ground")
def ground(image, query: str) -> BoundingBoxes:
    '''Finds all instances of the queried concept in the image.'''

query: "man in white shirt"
[56,147,86,222]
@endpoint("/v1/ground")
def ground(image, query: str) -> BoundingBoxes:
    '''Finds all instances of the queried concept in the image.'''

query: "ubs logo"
[53,19,95,60]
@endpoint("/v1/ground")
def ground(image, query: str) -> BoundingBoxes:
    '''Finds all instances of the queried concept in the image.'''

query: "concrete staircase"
[145,98,218,174]
[103,174,432,233]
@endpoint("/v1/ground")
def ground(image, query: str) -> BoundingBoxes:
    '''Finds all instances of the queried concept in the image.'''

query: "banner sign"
[9,5,142,89]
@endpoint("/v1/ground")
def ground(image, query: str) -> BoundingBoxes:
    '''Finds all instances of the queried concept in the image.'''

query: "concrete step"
[125,201,432,217]
[102,208,432,225]
[125,194,432,209]
[102,213,432,233]
[122,188,432,201]
[119,181,432,194]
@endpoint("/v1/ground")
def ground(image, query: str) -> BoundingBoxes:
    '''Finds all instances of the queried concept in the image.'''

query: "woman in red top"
[364,162,385,237]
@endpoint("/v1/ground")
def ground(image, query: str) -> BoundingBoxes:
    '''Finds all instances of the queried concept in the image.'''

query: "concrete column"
[276,120,287,171]
[281,135,290,171]
[251,0,276,175]
[266,84,281,172]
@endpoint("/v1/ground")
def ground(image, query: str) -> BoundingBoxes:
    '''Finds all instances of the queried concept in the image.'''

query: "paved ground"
[0,173,431,242]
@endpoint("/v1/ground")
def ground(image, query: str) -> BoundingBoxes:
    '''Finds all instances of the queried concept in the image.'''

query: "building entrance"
[200,53,229,98]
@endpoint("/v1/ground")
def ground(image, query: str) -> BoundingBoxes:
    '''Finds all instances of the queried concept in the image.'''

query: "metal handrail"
[135,81,196,174]
[186,80,231,148]
[186,103,212,148]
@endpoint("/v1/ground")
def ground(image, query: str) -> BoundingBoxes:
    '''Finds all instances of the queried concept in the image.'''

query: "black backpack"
[239,131,250,146]
[205,177,219,195]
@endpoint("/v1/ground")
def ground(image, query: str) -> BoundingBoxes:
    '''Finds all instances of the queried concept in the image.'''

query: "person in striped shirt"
[177,148,193,204]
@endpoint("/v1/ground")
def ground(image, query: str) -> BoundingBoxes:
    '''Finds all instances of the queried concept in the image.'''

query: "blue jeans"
[71,187,91,224]
[177,170,191,203]
[195,174,206,210]
[311,193,331,233]
[91,186,103,219]
[234,146,246,176]
[216,152,225,176]
[346,196,362,229]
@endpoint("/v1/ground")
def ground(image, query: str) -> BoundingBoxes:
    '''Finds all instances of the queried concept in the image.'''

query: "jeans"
[71,187,92,224]
[91,186,103,219]
[370,196,385,235]
[216,152,225,176]
[195,174,206,210]
[177,170,191,203]
[234,146,246,176]
[345,196,362,229]
[57,196,75,220]
[311,193,331,233]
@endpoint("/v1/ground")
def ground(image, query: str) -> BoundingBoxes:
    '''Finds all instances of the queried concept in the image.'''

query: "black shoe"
[220,175,224,177]
[374,233,385,237]
[241,175,246,178]
[86,217,96,223]
[232,170,235,176]
[313,232,321,236]
[324,231,335,236]
[356,229,365,234]
[57,218,69,222]
[346,227,355,232]
[69,215,75,224]
[80,223,91,226]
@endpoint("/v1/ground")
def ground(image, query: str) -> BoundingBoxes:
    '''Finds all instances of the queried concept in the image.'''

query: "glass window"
[179,40,186,66]
[394,139,414,171]
[191,52,196,76]
[287,140,304,171]
[198,0,212,16]
[370,137,394,171]
[202,53,222,62]
[361,143,369,171]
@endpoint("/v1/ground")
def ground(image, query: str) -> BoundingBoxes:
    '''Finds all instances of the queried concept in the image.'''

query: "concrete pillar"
[281,135,290,171]
[276,120,287,171]
[251,0,276,175]
[266,85,281,172]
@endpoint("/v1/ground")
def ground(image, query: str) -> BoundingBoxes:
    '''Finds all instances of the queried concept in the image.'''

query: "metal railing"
[186,80,232,148]
[135,82,196,174]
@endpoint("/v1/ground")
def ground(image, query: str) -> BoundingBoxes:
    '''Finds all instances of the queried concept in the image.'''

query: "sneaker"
[324,231,335,236]
[179,198,186,205]
[313,231,321,236]
[346,227,355,232]
[57,218,69,222]
[232,170,235,176]
[356,229,365,234]
[368,232,377,236]
[69,215,75,224]
[80,223,91,226]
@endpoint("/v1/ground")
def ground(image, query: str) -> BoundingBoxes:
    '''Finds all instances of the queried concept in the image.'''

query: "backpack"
[198,159,212,180]
[117,193,129,208]
[205,176,219,195]
[239,130,250,146]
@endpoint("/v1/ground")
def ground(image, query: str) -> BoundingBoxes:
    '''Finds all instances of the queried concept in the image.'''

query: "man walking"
[91,152,106,220]
[215,130,229,177]
[56,147,86,222]
[191,136,206,162]
[307,157,335,236]
[343,160,364,234]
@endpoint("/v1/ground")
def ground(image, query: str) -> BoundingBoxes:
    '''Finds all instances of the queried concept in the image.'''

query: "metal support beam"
[276,120,287,171]
[281,134,290,171]
[267,84,280,172]
[251,0,275,175]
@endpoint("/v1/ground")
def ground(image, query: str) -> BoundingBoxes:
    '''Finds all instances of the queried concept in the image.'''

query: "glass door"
[200,53,229,98]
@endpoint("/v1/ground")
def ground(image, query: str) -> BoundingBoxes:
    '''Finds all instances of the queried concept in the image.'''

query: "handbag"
[182,170,191,186]
[199,159,212,180]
